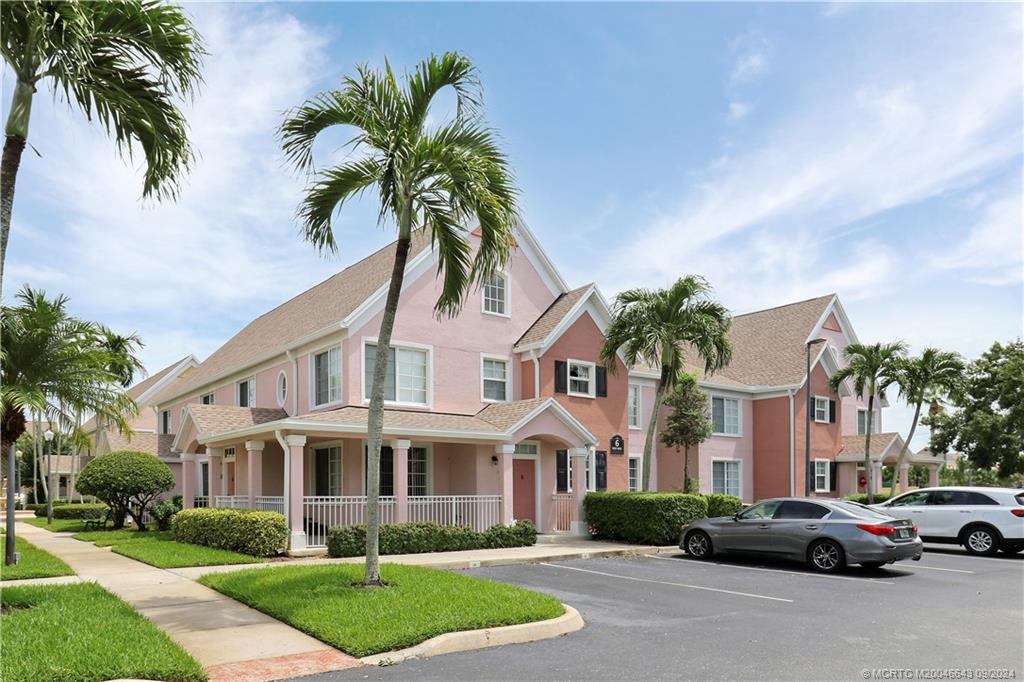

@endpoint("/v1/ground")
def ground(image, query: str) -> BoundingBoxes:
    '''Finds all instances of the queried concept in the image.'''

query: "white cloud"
[728,100,752,121]
[929,191,1023,286]
[730,33,770,84]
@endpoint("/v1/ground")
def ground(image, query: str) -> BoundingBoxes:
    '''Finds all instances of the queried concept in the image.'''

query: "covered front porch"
[174,399,597,551]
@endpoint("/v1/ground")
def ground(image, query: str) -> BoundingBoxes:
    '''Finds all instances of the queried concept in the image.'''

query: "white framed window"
[200,393,214,405]
[814,396,830,423]
[481,355,510,402]
[236,377,254,407]
[814,459,830,493]
[363,340,430,406]
[712,460,741,497]
[568,359,596,398]
[628,455,641,491]
[276,371,288,408]
[312,445,343,496]
[482,272,509,316]
[857,408,875,435]
[628,384,641,429]
[408,446,430,497]
[514,442,539,455]
[711,396,741,436]
[159,410,170,435]
[567,450,596,492]
[312,345,341,407]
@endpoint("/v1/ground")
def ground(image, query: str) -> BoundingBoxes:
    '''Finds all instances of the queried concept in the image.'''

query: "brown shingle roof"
[104,431,175,458]
[159,231,435,403]
[840,432,903,458]
[296,406,502,434]
[84,356,193,433]
[188,405,289,436]
[514,285,592,349]
[476,398,549,431]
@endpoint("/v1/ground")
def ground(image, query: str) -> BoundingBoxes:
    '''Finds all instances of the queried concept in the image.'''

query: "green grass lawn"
[71,528,260,568]
[200,563,564,657]
[1,582,206,682]
[24,517,89,533]
[0,535,74,581]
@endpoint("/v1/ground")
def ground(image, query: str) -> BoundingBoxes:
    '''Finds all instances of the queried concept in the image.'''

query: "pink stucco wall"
[695,396,755,502]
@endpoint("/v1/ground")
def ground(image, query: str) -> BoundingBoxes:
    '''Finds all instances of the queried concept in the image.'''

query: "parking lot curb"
[359,603,584,666]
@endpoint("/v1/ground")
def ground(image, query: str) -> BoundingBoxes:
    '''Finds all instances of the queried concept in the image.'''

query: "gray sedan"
[680,498,924,572]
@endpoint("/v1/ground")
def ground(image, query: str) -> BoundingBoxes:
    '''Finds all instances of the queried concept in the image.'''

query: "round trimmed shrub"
[76,450,174,529]
[52,503,108,520]
[172,508,287,557]
[704,494,743,518]
[583,492,709,545]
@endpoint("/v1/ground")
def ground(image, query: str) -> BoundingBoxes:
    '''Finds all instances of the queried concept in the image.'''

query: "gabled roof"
[84,355,197,433]
[159,230,436,404]
[514,284,593,350]
[837,432,904,461]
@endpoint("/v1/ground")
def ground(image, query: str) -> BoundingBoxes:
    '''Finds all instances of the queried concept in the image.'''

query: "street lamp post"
[44,429,55,525]
[805,339,827,497]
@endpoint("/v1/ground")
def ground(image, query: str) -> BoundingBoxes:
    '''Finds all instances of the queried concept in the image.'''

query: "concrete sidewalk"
[173,537,676,580]
[15,522,361,682]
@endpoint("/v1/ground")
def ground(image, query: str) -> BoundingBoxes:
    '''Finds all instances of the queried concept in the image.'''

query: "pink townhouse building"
[136,221,931,554]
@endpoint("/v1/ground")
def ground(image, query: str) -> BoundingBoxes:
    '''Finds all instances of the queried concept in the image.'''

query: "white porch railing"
[255,496,285,515]
[303,496,396,548]
[408,495,501,532]
[213,495,249,509]
[552,493,576,532]
[194,496,209,508]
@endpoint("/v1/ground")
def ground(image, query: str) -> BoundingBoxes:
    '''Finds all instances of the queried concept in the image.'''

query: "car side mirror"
[733,513,741,521]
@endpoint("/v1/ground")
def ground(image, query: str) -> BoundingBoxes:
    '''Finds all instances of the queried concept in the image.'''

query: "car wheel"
[808,539,846,573]
[962,526,1000,556]
[859,561,885,570]
[685,531,713,560]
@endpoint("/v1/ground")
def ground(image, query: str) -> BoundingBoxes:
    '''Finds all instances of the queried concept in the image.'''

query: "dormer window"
[482,272,509,317]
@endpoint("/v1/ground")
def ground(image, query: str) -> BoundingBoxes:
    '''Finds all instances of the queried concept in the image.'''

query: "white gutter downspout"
[275,430,291,532]
[787,389,796,496]
[531,350,541,399]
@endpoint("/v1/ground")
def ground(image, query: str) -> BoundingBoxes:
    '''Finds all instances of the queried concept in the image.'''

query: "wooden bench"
[82,507,112,531]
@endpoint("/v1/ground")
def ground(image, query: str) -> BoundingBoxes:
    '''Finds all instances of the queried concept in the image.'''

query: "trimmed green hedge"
[172,508,287,557]
[843,493,892,504]
[584,492,708,545]
[327,520,537,558]
[29,501,80,517]
[704,494,744,518]
[52,503,108,520]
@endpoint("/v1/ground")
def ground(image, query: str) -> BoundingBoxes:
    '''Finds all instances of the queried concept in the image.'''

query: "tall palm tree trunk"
[890,399,923,497]
[864,394,875,504]
[363,207,413,587]
[1,77,35,297]
[641,366,670,492]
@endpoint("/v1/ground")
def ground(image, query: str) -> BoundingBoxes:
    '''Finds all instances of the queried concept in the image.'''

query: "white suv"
[874,487,1024,556]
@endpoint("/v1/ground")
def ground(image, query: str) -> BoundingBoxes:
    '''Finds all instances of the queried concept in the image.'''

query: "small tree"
[76,450,173,530]
[660,373,712,493]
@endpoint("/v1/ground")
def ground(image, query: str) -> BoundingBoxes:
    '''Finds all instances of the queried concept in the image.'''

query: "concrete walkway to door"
[15,521,362,682]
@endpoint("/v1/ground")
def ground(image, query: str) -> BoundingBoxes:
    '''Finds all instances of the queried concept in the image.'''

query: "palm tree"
[600,276,732,492]
[828,341,907,503]
[3,285,141,562]
[279,53,518,586]
[889,348,964,496]
[0,0,205,295]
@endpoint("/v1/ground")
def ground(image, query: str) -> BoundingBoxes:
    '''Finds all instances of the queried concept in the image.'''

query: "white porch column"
[928,463,940,487]
[181,453,196,509]
[496,444,515,525]
[872,461,883,496]
[898,462,910,492]
[569,447,589,535]
[391,440,410,524]
[207,448,223,503]
[246,440,265,509]
[285,435,307,551]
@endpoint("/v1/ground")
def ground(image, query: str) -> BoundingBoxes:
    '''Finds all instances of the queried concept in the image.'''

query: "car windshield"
[832,501,892,520]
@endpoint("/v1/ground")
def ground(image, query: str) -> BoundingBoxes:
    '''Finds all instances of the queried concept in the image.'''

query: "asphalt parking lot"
[307,545,1023,681]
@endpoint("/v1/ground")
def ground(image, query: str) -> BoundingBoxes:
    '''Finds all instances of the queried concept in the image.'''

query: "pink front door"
[513,459,536,523]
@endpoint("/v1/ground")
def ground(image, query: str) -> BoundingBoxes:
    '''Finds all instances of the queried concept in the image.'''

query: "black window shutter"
[556,450,569,493]
[829,462,837,492]
[595,451,608,490]
[554,360,568,394]
[829,400,837,423]
[596,367,608,397]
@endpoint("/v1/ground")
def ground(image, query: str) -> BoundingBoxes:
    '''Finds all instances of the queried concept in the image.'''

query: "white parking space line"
[539,562,794,603]
[644,554,896,585]
[922,550,1024,565]
[908,564,975,574]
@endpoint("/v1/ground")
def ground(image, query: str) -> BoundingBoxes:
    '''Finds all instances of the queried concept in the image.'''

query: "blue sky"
[4,2,1021,447]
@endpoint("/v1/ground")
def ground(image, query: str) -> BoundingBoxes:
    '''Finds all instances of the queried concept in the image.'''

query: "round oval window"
[277,372,287,407]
